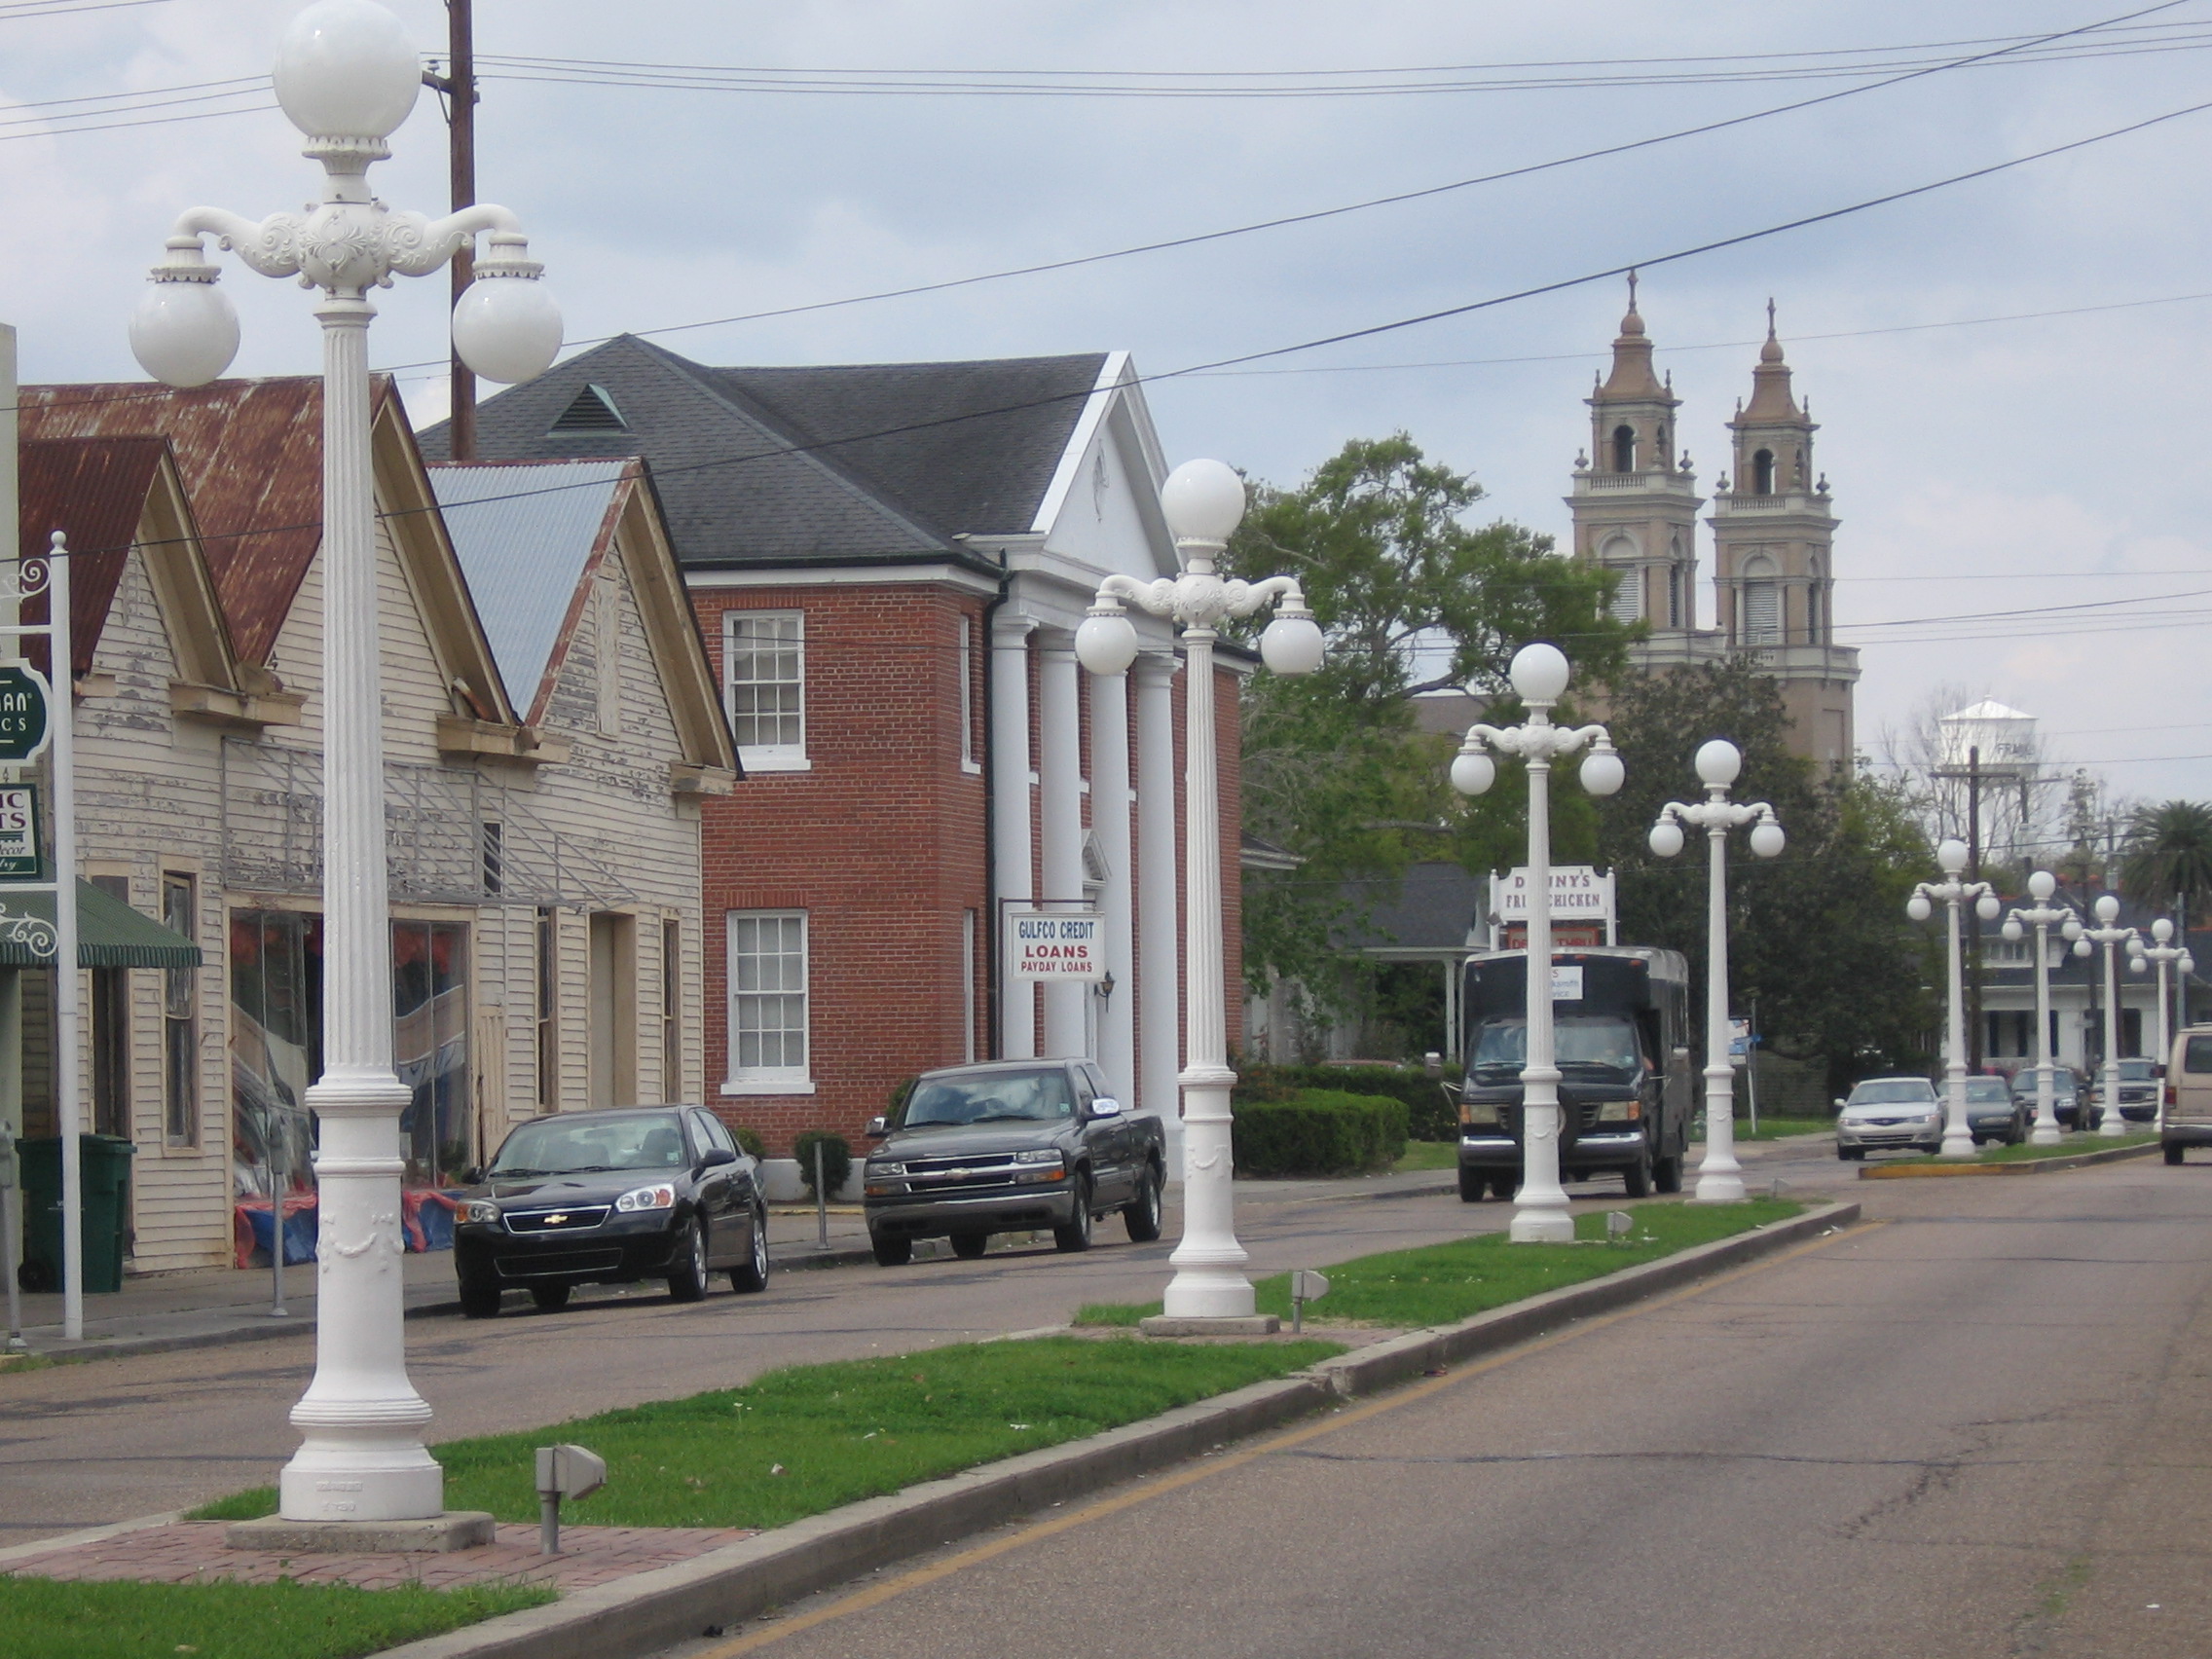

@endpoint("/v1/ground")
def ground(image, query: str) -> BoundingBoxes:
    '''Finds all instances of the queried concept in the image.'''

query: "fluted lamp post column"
[2129,919,2192,1088]
[2076,896,2139,1137]
[1908,839,2000,1161]
[1074,459,1323,1324]
[2000,872,2076,1147]
[127,0,561,1527]
[1449,644,1624,1242]
[1647,739,1784,1203]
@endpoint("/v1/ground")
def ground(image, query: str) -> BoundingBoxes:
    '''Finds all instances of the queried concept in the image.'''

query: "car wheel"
[950,1232,989,1260]
[666,1217,710,1303]
[529,1283,571,1311]
[731,1206,770,1293]
[1457,1163,1485,1203]
[1125,1164,1164,1242]
[1622,1146,1653,1198]
[1489,1169,1519,1201]
[459,1272,502,1319]
[1052,1176,1094,1253]
[2166,1143,2187,1165]
[870,1231,912,1267]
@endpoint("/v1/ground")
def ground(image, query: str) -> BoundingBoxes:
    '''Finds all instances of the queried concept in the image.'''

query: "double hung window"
[726,910,811,1091]
[725,611,806,769]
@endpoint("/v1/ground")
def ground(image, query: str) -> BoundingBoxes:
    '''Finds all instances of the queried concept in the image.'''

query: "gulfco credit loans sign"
[1007,909,1104,980]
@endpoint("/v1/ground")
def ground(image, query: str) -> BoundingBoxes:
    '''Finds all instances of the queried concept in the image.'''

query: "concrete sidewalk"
[5,1168,1467,1363]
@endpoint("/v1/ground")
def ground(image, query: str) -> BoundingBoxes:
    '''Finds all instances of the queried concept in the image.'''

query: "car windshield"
[1965,1080,2011,1102]
[2120,1060,2157,1081]
[489,1113,689,1177]
[1471,1016,1641,1078]
[903,1069,1075,1127]
[1848,1080,1936,1106]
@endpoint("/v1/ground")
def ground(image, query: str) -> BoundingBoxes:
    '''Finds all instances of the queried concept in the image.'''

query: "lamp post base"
[1160,1262,1260,1320]
[1139,1313,1281,1337]
[1507,1206,1574,1244]
[227,1511,493,1555]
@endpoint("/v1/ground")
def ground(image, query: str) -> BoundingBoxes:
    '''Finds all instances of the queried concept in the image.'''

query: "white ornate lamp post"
[2000,871,2076,1147]
[2129,919,2192,1079]
[1074,459,1322,1322]
[129,0,560,1527]
[1448,644,1624,1242]
[1908,839,2000,1160]
[1646,739,1784,1203]
[2074,896,2138,1137]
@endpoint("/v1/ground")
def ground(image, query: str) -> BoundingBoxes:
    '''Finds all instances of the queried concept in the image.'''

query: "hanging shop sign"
[1006,908,1105,979]
[0,664,48,763]
[0,782,40,879]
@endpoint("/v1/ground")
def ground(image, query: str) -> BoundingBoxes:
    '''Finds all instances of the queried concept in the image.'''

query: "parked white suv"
[1833,1077,1943,1160]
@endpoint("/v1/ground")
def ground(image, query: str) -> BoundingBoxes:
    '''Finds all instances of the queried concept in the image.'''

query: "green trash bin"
[14,1134,135,1294]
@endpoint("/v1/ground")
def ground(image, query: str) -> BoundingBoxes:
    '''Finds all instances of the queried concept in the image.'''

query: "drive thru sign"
[1007,909,1104,979]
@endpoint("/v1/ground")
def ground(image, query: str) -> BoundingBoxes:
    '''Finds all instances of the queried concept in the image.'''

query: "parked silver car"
[1834,1077,1943,1160]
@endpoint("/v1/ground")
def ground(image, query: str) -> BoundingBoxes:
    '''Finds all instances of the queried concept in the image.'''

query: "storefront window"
[229,910,322,1199]
[393,919,471,1188]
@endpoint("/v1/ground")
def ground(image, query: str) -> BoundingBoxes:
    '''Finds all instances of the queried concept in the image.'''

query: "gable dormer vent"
[549,383,627,434]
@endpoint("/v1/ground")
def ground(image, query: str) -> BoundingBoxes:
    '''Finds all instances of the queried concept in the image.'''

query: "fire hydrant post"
[535,1443,607,1556]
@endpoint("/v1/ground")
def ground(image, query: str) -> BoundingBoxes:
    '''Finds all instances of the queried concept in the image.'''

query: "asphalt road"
[658,1151,2212,1659]
[9,1155,1828,1543]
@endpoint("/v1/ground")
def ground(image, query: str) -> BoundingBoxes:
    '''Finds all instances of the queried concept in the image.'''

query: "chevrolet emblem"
[543,1212,569,1225]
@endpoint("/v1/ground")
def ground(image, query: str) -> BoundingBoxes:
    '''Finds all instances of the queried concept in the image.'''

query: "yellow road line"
[695,1220,1873,1657]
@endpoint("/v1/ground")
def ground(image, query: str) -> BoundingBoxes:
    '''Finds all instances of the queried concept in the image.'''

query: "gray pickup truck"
[860,1057,1166,1266]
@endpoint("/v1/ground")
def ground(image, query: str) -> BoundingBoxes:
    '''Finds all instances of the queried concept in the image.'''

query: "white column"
[990,614,1035,1058]
[2100,938,2125,1136]
[1091,668,1135,1107]
[2031,922,2059,1145]
[1511,726,1575,1242]
[281,293,440,1523]
[1694,811,1745,1201]
[1939,894,1973,1158]
[1134,655,1180,1172]
[1163,627,1255,1316]
[1037,636,1086,1057]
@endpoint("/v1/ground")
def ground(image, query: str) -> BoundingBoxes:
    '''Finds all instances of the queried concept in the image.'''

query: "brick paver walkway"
[2,1520,753,1592]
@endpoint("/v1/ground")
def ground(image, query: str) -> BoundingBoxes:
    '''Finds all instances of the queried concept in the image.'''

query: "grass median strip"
[0,1576,554,1659]
[1077,1198,1803,1329]
[188,1337,1343,1531]
[1877,1130,2156,1165]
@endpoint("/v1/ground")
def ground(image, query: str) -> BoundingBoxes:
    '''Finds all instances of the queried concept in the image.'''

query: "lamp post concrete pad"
[223,1511,496,1554]
[1138,1313,1281,1337]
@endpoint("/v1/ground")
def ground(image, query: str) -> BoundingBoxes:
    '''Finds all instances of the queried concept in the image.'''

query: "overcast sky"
[6,0,2211,837]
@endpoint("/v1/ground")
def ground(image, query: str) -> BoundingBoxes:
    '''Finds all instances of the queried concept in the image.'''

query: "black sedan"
[453,1106,768,1317]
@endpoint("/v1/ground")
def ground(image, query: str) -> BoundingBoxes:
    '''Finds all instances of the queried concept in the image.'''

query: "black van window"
[1472,1016,1641,1077]
[2185,1036,2212,1075]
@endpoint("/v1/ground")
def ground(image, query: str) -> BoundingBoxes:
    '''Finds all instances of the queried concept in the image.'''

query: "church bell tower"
[1567,275,1707,662]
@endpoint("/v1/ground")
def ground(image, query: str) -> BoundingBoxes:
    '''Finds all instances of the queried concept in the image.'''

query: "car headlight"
[868,1161,906,1177]
[1461,1102,1500,1127]
[1014,1148,1061,1164]
[1596,1100,1643,1123]
[614,1183,677,1213]
[463,1199,499,1224]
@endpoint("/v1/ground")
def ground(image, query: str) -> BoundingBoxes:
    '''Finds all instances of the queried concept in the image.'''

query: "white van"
[2161,1026,2212,1164]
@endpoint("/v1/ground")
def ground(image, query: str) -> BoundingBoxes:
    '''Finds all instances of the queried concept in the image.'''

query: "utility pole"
[424,0,478,460]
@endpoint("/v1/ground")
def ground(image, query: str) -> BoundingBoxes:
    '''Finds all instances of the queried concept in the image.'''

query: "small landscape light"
[535,1443,606,1556]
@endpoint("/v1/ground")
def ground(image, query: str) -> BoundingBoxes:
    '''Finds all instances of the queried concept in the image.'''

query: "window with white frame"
[724,611,806,769]
[959,613,979,772]
[726,910,810,1088]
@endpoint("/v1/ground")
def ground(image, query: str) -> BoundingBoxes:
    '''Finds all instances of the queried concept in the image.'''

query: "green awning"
[0,879,202,969]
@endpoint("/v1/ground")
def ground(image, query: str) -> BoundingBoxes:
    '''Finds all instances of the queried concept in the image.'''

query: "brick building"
[431,339,1241,1171]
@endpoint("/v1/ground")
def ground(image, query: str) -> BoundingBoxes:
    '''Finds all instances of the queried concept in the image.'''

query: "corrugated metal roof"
[427,460,628,716]
[21,378,342,664]
[18,437,167,674]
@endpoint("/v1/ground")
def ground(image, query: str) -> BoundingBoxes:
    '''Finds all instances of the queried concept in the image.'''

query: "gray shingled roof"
[422,337,1109,571]
[1332,863,1487,953]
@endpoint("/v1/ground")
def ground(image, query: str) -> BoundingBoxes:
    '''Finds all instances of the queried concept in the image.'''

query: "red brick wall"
[695,581,988,1153]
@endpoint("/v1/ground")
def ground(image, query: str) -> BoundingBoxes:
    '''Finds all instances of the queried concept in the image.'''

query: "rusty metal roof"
[19,378,347,664]
[18,436,168,673]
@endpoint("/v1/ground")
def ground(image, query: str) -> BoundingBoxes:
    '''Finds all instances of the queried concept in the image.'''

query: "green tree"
[2120,800,2212,926]
[1593,660,1937,1091]
[1222,434,1629,1016]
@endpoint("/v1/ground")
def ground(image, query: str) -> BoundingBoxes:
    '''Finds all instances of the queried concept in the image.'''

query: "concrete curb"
[1858,1140,2159,1179]
[371,1198,1860,1659]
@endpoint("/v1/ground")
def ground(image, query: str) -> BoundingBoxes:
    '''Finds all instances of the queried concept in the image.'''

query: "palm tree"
[2120,800,2212,926]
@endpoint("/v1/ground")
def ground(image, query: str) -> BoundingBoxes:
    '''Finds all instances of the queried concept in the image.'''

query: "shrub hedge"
[1235,1063,1457,1142]
[1232,1088,1409,1177]
[793,1130,853,1199]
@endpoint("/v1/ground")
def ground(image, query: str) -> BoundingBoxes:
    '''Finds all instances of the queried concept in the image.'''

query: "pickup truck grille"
[897,1154,1027,1196]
